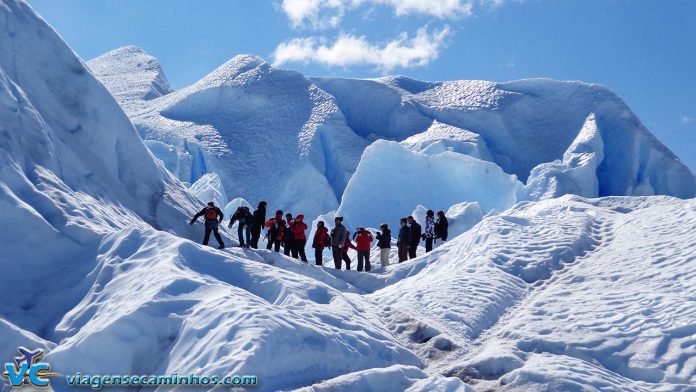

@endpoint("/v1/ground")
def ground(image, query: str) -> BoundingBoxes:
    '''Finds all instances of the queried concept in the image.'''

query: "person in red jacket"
[353,227,374,272]
[312,221,330,266]
[291,214,308,262]
[265,210,286,252]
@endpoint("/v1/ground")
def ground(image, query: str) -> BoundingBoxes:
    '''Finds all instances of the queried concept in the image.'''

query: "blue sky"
[29,0,695,171]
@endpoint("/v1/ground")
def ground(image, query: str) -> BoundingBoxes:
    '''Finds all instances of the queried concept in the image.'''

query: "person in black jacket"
[249,201,267,248]
[190,201,225,249]
[283,213,295,257]
[407,216,421,259]
[397,218,410,263]
[228,206,253,248]
[435,210,449,243]
[375,223,391,268]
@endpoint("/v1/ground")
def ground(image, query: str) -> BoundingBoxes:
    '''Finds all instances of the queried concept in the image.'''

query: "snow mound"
[45,228,421,391]
[401,120,493,161]
[337,140,520,229]
[87,46,173,114]
[445,202,485,238]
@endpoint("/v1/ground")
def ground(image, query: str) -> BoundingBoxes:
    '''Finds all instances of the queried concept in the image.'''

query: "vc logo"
[2,347,59,388]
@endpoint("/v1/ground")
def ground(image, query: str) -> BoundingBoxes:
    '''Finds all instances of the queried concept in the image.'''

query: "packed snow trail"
[316,195,695,391]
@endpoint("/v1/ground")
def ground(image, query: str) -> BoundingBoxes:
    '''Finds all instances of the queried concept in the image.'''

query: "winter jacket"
[265,216,286,241]
[252,207,266,229]
[312,227,329,249]
[230,207,252,226]
[424,217,435,239]
[376,229,391,249]
[435,217,449,241]
[191,206,223,224]
[291,216,308,241]
[354,230,373,252]
[283,221,295,244]
[330,223,347,248]
[410,222,422,245]
[397,226,411,247]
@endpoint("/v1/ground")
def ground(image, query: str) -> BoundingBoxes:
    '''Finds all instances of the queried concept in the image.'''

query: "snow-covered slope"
[90,49,368,219]
[0,0,201,359]
[0,0,197,234]
[45,229,423,391]
[331,195,696,391]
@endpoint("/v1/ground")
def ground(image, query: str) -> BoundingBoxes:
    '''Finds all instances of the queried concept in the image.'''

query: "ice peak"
[90,45,165,73]
[88,45,173,103]
[108,45,148,55]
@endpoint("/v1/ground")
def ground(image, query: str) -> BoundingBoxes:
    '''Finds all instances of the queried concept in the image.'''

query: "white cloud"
[281,0,474,29]
[282,0,345,29]
[273,26,451,71]
[355,0,473,18]
[681,116,694,124]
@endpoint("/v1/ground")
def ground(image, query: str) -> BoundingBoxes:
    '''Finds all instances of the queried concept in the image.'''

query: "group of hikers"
[190,201,449,271]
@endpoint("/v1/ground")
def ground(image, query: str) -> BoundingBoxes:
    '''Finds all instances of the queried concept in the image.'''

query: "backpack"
[242,207,252,224]
[205,207,218,220]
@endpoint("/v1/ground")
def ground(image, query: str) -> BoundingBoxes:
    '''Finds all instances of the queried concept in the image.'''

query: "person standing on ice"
[354,227,373,272]
[343,229,355,270]
[283,213,295,257]
[190,201,225,249]
[435,210,449,244]
[291,214,308,262]
[397,218,410,262]
[312,221,330,266]
[265,210,285,252]
[407,216,422,259]
[330,216,347,269]
[228,206,252,248]
[423,210,436,253]
[376,224,391,268]
[249,201,267,249]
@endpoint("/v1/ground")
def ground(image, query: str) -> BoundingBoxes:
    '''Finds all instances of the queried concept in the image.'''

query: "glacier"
[89,50,368,220]
[90,48,694,231]
[1,0,695,391]
[336,140,519,229]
